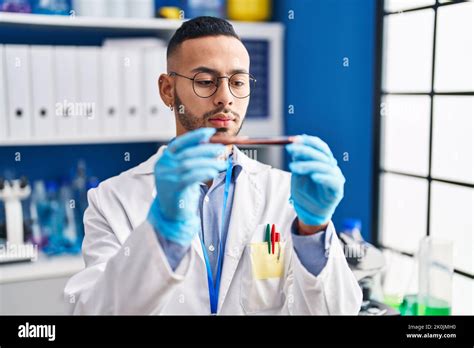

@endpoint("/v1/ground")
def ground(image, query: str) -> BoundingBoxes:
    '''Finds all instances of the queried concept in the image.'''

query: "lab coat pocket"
[240,242,285,314]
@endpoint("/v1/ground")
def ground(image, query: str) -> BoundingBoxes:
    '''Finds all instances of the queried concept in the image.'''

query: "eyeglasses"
[168,71,257,99]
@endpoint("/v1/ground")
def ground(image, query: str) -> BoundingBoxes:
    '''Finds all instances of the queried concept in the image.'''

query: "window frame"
[373,0,474,283]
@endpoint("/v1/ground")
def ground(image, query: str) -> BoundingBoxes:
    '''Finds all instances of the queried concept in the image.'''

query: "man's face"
[164,35,251,137]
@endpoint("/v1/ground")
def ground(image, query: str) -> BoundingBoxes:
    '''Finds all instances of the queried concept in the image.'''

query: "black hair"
[167,16,240,59]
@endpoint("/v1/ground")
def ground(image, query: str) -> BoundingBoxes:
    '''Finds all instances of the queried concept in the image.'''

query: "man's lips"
[207,113,235,127]
[208,113,235,121]
[208,119,233,127]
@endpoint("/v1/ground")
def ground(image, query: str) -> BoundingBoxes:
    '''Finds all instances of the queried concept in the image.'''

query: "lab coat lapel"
[217,167,265,312]
[191,233,205,263]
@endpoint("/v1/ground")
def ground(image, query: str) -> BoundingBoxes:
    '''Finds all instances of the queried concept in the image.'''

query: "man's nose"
[212,78,234,107]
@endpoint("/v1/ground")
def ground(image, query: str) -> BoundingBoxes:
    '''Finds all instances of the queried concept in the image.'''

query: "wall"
[0,0,378,240]
[274,0,378,241]
[0,24,165,183]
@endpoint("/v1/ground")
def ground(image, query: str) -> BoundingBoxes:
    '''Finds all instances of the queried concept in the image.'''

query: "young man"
[65,16,362,315]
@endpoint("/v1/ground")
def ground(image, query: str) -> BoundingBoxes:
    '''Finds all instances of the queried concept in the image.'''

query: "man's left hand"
[286,134,345,227]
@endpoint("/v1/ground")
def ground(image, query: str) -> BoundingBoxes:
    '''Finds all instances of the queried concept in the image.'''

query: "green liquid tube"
[417,237,453,316]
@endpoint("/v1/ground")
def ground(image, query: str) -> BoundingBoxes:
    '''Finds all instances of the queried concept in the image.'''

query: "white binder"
[54,46,78,138]
[101,47,121,136]
[143,46,175,140]
[121,48,144,136]
[30,45,56,139]
[77,46,101,137]
[72,0,106,17]
[0,45,8,141]
[4,44,32,140]
[106,0,127,17]
[127,0,154,18]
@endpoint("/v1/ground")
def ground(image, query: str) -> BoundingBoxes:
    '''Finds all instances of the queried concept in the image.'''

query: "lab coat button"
[209,244,215,252]
[204,196,210,203]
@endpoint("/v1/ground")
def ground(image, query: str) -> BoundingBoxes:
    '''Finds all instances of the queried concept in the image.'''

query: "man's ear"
[158,73,174,108]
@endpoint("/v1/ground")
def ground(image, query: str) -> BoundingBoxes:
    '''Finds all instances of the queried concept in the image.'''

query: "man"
[65,16,362,315]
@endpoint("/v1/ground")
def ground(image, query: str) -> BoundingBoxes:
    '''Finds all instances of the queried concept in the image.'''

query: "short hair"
[167,16,240,59]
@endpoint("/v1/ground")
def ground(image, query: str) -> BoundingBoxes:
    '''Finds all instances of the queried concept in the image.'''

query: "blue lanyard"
[200,154,233,314]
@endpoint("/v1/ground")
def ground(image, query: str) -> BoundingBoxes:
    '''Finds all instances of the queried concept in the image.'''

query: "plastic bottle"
[41,180,66,255]
[60,182,80,254]
[29,181,46,248]
[341,218,366,262]
[185,0,225,18]
[0,0,31,13]
[31,0,71,15]
[72,161,88,243]
[227,0,271,22]
[341,218,363,240]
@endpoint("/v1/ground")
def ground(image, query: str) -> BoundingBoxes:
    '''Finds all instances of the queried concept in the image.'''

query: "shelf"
[0,12,284,151]
[0,134,171,146]
[0,11,183,30]
[0,12,283,33]
[0,253,84,284]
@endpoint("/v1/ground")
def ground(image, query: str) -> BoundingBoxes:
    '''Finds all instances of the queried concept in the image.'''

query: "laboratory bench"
[0,253,84,314]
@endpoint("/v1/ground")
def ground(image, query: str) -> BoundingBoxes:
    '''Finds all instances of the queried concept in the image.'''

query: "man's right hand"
[147,128,226,246]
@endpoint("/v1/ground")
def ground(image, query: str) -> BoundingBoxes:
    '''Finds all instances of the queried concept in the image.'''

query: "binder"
[143,46,175,140]
[121,48,144,136]
[101,47,122,136]
[30,45,56,139]
[4,44,33,140]
[77,46,101,137]
[127,0,154,18]
[54,46,78,138]
[72,0,106,17]
[0,45,8,141]
[106,0,126,17]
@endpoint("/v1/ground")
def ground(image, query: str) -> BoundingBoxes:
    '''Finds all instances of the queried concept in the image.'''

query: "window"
[376,0,473,314]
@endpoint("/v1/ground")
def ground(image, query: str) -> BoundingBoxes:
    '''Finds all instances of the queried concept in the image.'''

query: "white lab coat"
[64,146,362,315]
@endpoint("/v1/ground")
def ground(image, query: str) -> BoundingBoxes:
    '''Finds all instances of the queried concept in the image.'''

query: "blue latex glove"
[285,135,345,226]
[147,128,227,246]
